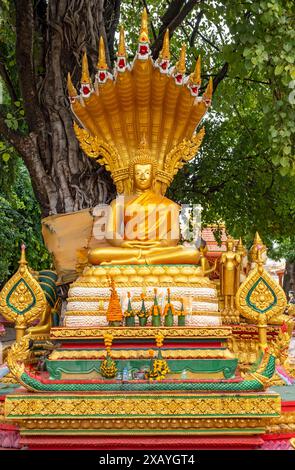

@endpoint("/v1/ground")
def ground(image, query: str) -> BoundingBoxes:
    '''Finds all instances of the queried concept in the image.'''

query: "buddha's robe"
[89,190,200,265]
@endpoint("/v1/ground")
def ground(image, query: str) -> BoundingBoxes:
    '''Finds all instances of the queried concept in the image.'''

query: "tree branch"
[104,0,121,64]
[213,62,229,92]
[152,0,203,59]
[186,18,221,52]
[189,10,204,47]
[0,60,18,103]
[97,0,111,68]
[231,76,271,86]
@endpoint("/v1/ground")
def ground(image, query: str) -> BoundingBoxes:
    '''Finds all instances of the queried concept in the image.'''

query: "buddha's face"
[134,163,153,191]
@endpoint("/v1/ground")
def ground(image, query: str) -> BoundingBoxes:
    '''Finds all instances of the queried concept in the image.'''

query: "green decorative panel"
[246,277,277,314]
[46,358,237,380]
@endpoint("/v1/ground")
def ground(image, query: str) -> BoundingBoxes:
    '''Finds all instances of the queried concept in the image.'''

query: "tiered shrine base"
[4,390,281,450]
[2,325,291,450]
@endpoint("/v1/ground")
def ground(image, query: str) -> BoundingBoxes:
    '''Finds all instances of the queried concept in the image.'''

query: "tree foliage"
[0,156,50,284]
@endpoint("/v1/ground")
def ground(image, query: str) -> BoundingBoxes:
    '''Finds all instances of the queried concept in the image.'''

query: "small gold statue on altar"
[220,238,241,315]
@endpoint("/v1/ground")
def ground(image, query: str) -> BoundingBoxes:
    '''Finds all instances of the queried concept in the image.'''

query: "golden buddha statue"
[68,9,213,267]
[89,141,201,265]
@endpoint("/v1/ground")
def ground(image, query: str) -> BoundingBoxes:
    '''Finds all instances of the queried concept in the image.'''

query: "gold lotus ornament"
[236,247,287,325]
[0,245,47,341]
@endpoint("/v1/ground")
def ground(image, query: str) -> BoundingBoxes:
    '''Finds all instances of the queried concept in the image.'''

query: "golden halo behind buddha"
[69,9,212,195]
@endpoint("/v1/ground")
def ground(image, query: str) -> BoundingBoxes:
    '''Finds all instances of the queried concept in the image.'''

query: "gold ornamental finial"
[67,73,78,97]
[19,243,27,266]
[160,29,170,60]
[237,237,246,256]
[175,44,186,74]
[250,231,267,264]
[81,51,91,84]
[97,36,108,70]
[190,55,201,85]
[254,232,263,245]
[118,25,126,57]
[139,8,149,43]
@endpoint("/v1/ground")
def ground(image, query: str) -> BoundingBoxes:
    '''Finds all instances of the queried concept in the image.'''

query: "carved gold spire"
[139,8,149,43]
[106,278,123,326]
[237,237,243,251]
[81,51,91,84]
[254,232,263,245]
[67,73,78,97]
[97,36,108,70]
[250,231,267,264]
[159,29,170,60]
[19,243,27,266]
[236,237,246,257]
[175,44,186,74]
[204,76,213,99]
[118,25,126,57]
[190,55,201,85]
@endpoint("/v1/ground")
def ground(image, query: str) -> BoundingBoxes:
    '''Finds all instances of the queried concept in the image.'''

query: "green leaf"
[275,65,284,76]
[283,146,291,155]
[2,153,10,162]
[279,166,289,176]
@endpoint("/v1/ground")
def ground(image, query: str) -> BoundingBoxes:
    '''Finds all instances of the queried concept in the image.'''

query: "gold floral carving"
[236,264,287,324]
[73,265,216,288]
[0,248,47,327]
[5,394,280,419]
[50,326,232,340]
[73,121,205,195]
[48,348,235,361]
[266,411,295,433]
[6,336,34,390]
[17,417,271,432]
[161,127,205,190]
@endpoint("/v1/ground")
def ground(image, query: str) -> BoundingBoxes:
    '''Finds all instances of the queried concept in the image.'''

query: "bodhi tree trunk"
[13,0,118,217]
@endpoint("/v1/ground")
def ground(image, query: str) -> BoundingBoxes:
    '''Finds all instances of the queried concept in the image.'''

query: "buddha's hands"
[121,239,169,249]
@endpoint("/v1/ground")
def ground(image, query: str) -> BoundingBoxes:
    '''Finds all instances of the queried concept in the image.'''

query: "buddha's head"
[226,238,234,251]
[133,163,153,191]
[129,137,157,193]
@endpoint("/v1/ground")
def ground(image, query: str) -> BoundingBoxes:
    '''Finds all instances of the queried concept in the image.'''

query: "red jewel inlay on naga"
[82,85,90,94]
[139,44,148,55]
[99,72,106,81]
